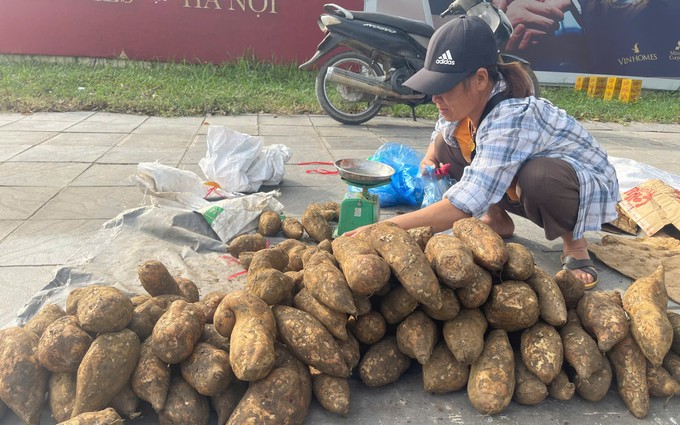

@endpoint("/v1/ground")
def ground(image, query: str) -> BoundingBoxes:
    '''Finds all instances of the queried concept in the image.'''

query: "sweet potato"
[248,247,288,272]
[130,294,150,307]
[379,285,419,325]
[349,311,386,345]
[424,234,479,289]
[483,281,539,332]
[273,305,349,378]
[359,336,411,387]
[443,308,487,365]
[332,236,390,296]
[213,290,277,381]
[622,265,672,367]
[0,327,49,425]
[337,331,361,372]
[396,311,437,365]
[23,303,65,337]
[211,380,248,425]
[560,310,602,380]
[513,353,548,405]
[247,268,295,306]
[150,299,206,364]
[526,267,567,327]
[128,294,184,341]
[49,372,77,423]
[467,329,515,415]
[456,265,492,309]
[301,203,333,243]
[197,290,227,324]
[66,288,87,316]
[406,226,434,251]
[421,286,460,321]
[130,340,170,412]
[76,286,134,333]
[292,287,348,341]
[574,353,612,402]
[668,311,680,355]
[520,322,563,385]
[360,221,442,310]
[547,370,575,401]
[227,233,267,258]
[181,342,233,396]
[137,260,184,297]
[258,210,282,236]
[501,242,535,281]
[175,277,200,302]
[59,407,123,425]
[576,290,629,352]
[159,376,210,425]
[608,334,649,419]
[353,294,372,316]
[554,268,585,309]
[303,251,356,315]
[281,217,304,239]
[72,329,141,418]
[422,342,469,394]
[109,383,139,419]
[37,315,93,373]
[646,362,680,397]
[452,217,508,272]
[199,323,230,352]
[312,372,350,416]
[228,344,312,425]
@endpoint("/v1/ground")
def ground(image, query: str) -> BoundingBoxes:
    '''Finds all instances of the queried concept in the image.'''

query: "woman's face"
[432,70,489,124]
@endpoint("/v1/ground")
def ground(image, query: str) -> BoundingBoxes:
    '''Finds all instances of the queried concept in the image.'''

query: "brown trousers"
[434,136,581,240]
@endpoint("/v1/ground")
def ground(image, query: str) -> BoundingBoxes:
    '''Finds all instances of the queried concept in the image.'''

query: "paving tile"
[0,112,28,122]
[0,220,21,241]
[65,112,149,133]
[0,144,33,161]
[0,265,58,326]
[259,114,313,126]
[96,146,187,166]
[0,162,89,186]
[0,120,80,132]
[271,185,346,217]
[32,186,145,220]
[0,187,61,219]
[20,111,95,122]
[328,148,383,161]
[0,130,57,145]
[315,125,374,137]
[118,132,194,149]
[286,147,334,164]
[277,164,342,187]
[42,132,127,147]
[8,144,110,162]
[133,116,204,135]
[258,134,326,149]
[200,115,259,135]
[322,136,385,150]
[70,164,139,186]
[0,219,107,266]
[259,125,321,137]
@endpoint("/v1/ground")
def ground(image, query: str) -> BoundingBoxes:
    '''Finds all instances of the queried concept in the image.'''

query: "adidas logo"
[435,50,455,65]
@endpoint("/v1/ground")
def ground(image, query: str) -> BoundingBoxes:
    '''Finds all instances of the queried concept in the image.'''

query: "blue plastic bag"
[348,143,424,207]
[420,164,454,208]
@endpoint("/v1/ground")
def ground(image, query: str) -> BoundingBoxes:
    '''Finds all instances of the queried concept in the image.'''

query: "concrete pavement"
[1,111,680,424]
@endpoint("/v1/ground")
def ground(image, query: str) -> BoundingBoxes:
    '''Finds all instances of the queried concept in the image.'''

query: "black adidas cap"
[404,15,499,95]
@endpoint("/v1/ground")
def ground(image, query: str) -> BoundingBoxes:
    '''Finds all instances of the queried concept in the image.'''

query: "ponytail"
[486,61,534,99]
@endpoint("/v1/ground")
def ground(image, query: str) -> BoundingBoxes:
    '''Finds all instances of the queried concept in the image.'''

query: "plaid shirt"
[436,81,620,240]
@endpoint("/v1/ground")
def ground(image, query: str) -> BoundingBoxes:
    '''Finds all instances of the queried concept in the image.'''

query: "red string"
[226,270,247,279]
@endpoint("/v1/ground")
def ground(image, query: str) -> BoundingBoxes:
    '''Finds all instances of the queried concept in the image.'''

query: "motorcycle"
[299,0,540,125]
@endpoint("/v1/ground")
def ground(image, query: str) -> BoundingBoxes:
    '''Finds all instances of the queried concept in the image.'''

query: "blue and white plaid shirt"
[434,81,620,240]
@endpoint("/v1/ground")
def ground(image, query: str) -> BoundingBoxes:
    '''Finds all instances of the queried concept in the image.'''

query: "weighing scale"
[334,158,395,236]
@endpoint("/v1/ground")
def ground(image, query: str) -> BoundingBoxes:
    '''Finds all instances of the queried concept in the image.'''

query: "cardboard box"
[617,179,680,236]
[604,77,623,101]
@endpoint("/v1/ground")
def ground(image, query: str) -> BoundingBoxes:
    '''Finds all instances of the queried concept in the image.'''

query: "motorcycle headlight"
[319,14,341,31]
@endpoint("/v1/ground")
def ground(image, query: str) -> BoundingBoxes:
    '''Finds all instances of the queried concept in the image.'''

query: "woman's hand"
[341,224,372,238]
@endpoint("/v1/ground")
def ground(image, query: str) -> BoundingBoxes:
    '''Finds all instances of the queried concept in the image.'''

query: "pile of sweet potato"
[1,207,678,424]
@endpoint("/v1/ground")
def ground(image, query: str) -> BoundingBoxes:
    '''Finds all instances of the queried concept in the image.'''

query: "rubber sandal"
[561,255,599,290]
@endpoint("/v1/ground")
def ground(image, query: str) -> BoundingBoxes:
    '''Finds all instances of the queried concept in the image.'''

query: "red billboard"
[0,0,362,64]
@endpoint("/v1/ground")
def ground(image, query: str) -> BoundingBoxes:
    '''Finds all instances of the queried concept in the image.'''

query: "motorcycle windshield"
[467,2,501,32]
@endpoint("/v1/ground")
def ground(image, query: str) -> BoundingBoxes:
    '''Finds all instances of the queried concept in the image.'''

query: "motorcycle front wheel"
[315,52,384,125]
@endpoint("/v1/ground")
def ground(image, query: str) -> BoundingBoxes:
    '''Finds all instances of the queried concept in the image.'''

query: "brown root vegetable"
[248,248,288,272]
[301,203,333,243]
[353,294,372,316]
[443,308,487,365]
[200,323,230,352]
[668,311,680,355]
[286,270,305,293]
[526,267,567,327]
[130,294,150,307]
[520,322,563,385]
[312,372,350,416]
[273,305,349,378]
[576,290,629,352]
[303,252,356,315]
[608,334,649,419]
[502,242,535,281]
[197,290,227,323]
[246,268,295,306]
[467,329,515,415]
[379,285,419,325]
[560,310,602,380]
[396,311,437,365]
[128,294,184,341]
[647,362,680,397]
[0,327,49,425]
[622,265,672,367]
[23,303,65,337]
[210,380,248,425]
[547,370,575,401]
[349,311,386,346]
[456,264,493,309]
[228,345,312,425]
[293,287,348,341]
[109,383,139,419]
[281,217,305,239]
[422,342,469,394]
[360,221,442,310]
[452,217,508,272]
[37,315,92,373]
[213,290,277,381]
[342,254,391,297]
[49,372,77,423]
[421,286,460,321]
[483,281,540,332]
[359,336,411,387]
[424,234,478,289]
[175,277,200,303]
[66,288,88,316]
[158,376,210,425]
[72,329,141,418]
[574,353,612,402]
[227,233,267,258]
[180,342,233,396]
[137,260,184,297]
[58,407,123,425]
[406,226,434,251]
[513,353,548,405]
[337,332,361,372]
[150,300,206,364]
[76,286,134,333]
[130,340,170,413]
[554,268,585,309]
[258,210,282,236]
[237,251,255,270]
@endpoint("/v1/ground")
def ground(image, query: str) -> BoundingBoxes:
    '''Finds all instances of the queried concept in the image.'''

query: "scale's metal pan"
[334,158,395,184]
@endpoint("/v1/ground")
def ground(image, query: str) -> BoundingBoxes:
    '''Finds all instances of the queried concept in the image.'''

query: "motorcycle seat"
[349,11,435,37]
